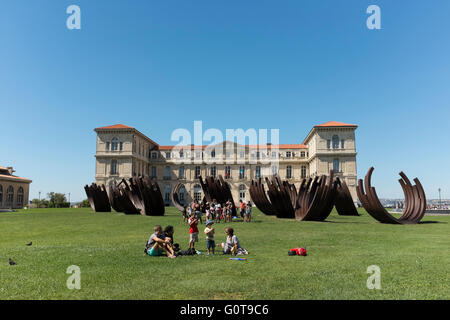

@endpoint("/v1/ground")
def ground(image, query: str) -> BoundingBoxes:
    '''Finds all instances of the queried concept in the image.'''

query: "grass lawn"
[0,207,449,300]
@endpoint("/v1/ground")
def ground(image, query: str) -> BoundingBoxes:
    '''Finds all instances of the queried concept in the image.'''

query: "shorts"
[190,232,199,242]
[206,239,216,249]
[148,247,164,256]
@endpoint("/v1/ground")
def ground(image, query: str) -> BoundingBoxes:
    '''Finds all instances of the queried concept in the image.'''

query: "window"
[195,152,201,159]
[255,166,261,179]
[164,166,171,179]
[271,151,277,159]
[300,151,306,158]
[120,142,123,151]
[195,166,201,178]
[166,152,171,159]
[6,186,14,207]
[0,185,3,207]
[341,139,345,149]
[256,151,260,159]
[239,151,245,158]
[111,137,119,151]
[179,185,186,202]
[151,152,157,159]
[211,150,216,158]
[332,135,339,149]
[286,166,292,179]
[226,151,231,158]
[17,187,24,207]
[193,184,202,202]
[151,166,156,178]
[211,166,216,178]
[225,166,231,179]
[111,160,118,174]
[239,166,245,179]
[239,184,246,202]
[286,151,291,158]
[327,139,331,149]
[250,152,256,159]
[179,151,184,158]
[106,142,110,151]
[272,165,278,175]
[333,158,340,172]
[164,185,171,203]
[301,165,307,179]
[179,166,185,179]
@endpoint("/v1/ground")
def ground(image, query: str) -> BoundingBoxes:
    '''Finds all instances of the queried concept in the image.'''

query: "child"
[204,220,216,255]
[188,212,199,249]
[146,225,176,258]
[245,201,252,222]
[227,204,233,223]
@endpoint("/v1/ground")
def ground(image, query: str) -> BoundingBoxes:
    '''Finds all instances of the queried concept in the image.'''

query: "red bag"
[289,247,307,256]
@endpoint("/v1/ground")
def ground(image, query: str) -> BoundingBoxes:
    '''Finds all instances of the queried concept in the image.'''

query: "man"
[146,225,176,258]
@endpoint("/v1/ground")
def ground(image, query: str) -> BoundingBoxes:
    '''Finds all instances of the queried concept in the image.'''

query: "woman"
[220,227,248,255]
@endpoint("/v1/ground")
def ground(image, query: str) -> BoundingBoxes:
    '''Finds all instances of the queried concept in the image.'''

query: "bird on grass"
[8,258,17,266]
[26,242,32,246]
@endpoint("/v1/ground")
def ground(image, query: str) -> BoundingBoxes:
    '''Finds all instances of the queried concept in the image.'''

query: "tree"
[47,192,70,208]
[80,199,91,208]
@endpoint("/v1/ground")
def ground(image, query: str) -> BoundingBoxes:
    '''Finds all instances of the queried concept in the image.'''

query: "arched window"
[239,184,246,202]
[6,186,14,207]
[193,184,202,202]
[111,159,118,174]
[0,185,3,207]
[286,166,292,179]
[111,137,119,151]
[332,135,339,149]
[179,185,186,202]
[17,187,24,207]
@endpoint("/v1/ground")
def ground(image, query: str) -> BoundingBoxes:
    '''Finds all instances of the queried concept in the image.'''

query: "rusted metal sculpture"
[295,171,338,221]
[109,180,141,214]
[356,167,426,224]
[334,177,359,216]
[126,176,165,216]
[249,178,277,215]
[171,183,186,212]
[84,183,111,212]
[198,175,237,215]
[265,176,296,219]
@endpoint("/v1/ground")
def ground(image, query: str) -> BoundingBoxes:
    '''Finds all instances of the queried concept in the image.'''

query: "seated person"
[220,227,248,255]
[146,225,176,258]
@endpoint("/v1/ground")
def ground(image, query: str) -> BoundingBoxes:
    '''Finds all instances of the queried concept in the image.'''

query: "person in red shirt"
[188,211,199,249]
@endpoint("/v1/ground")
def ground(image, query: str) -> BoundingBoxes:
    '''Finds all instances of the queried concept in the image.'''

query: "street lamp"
[38,191,41,208]
[438,188,441,209]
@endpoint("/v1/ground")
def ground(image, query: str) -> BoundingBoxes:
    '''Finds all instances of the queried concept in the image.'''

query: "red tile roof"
[314,121,357,128]
[158,144,307,150]
[0,174,32,183]
[95,124,134,130]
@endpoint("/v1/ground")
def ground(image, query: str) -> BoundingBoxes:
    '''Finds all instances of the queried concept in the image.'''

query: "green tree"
[47,192,70,208]
[80,199,91,208]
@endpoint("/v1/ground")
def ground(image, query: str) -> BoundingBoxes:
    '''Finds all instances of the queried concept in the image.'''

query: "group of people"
[145,215,248,258]
[182,199,253,225]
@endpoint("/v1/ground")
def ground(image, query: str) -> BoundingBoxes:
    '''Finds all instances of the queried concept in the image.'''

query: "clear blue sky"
[1,0,449,202]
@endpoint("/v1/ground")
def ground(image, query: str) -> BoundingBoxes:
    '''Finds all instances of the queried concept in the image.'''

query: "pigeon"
[8,258,17,265]
[26,242,32,246]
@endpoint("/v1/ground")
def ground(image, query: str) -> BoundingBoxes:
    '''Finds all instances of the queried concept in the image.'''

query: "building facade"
[0,166,32,210]
[94,121,357,206]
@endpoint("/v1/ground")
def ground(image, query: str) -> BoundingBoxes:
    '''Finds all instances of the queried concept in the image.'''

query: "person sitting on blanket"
[220,227,248,255]
[146,225,176,258]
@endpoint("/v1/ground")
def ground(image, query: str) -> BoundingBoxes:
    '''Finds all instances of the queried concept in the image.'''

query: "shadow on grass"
[418,220,446,224]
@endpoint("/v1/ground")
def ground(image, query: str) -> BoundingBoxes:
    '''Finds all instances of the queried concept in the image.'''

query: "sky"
[1,0,449,202]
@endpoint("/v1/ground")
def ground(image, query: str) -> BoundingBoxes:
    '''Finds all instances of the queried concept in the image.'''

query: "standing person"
[239,200,245,219]
[226,204,233,223]
[145,225,176,258]
[204,220,216,255]
[220,227,248,255]
[205,203,211,222]
[182,206,188,225]
[188,212,199,250]
[244,201,252,222]
[195,202,203,225]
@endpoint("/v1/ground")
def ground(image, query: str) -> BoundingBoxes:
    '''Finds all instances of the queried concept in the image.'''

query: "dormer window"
[286,151,291,158]
[166,152,171,159]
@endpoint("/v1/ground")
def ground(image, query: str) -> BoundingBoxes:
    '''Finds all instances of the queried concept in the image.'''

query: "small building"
[0,166,32,209]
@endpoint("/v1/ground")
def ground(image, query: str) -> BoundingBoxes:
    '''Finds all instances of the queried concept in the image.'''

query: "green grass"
[0,207,449,300]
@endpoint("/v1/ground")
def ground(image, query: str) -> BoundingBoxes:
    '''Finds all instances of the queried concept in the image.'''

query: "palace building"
[94,121,358,206]
[0,166,32,210]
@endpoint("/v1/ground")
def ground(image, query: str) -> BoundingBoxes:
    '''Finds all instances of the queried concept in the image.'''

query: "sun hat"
[206,220,214,225]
